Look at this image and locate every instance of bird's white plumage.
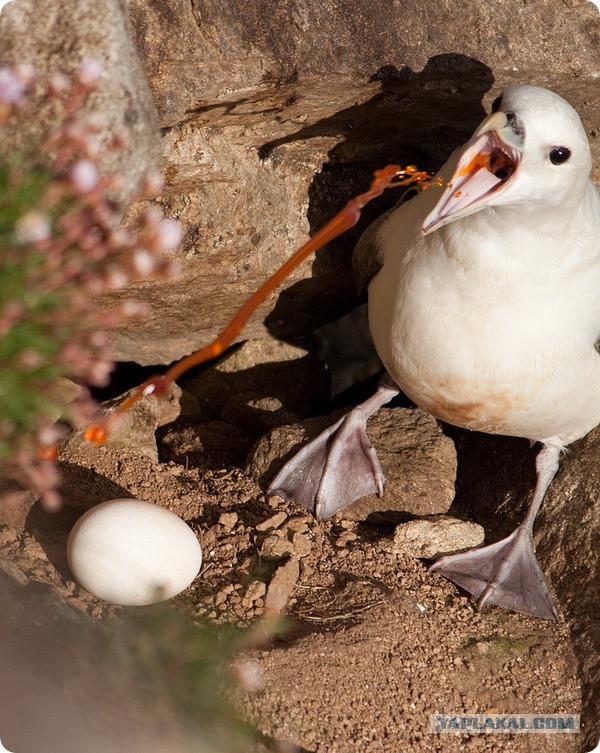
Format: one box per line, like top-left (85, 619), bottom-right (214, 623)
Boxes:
top-left (368, 84), bottom-right (600, 447)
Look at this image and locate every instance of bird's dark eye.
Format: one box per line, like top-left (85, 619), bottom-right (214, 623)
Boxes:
top-left (491, 96), bottom-right (502, 113)
top-left (549, 147), bottom-right (571, 165)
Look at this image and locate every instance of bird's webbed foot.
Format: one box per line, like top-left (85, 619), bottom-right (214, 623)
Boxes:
top-left (268, 408), bottom-right (385, 521)
top-left (431, 528), bottom-right (559, 621)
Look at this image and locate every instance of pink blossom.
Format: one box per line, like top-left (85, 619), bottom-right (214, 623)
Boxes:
top-left (0, 67), bottom-right (25, 103)
top-left (49, 73), bottom-right (70, 96)
top-left (141, 171), bottom-right (165, 197)
top-left (120, 300), bottom-right (150, 318)
top-left (142, 205), bottom-right (163, 226)
top-left (87, 330), bottom-right (111, 349)
top-left (76, 60), bottom-right (104, 88)
top-left (38, 425), bottom-right (66, 446)
top-left (0, 66), bottom-right (180, 506)
top-left (41, 490), bottom-right (61, 512)
top-left (105, 265), bottom-right (129, 290)
top-left (69, 159), bottom-right (99, 193)
top-left (14, 63), bottom-right (36, 87)
top-left (86, 359), bottom-right (114, 386)
top-left (19, 349), bottom-right (44, 369)
top-left (233, 660), bottom-right (264, 691)
top-left (132, 248), bottom-right (156, 276)
top-left (15, 211), bottom-right (51, 243)
top-left (108, 228), bottom-right (131, 249)
top-left (154, 218), bottom-right (184, 252)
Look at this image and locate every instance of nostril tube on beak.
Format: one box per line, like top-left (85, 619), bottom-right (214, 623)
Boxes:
top-left (475, 111), bottom-right (509, 137)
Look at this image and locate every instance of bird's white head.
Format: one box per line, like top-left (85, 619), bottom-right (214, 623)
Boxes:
top-left (422, 84), bottom-right (593, 235)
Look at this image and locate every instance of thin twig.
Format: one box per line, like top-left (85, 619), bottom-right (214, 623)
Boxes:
top-left (296, 599), bottom-right (386, 622)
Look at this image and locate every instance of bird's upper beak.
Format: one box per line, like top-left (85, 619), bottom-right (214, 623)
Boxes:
top-left (422, 111), bottom-right (524, 235)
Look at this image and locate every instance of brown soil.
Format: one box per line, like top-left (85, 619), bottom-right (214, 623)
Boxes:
top-left (0, 417), bottom-right (588, 753)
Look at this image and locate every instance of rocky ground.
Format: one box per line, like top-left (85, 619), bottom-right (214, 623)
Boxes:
top-left (1, 1), bottom-right (599, 751)
top-left (0, 337), bottom-right (596, 753)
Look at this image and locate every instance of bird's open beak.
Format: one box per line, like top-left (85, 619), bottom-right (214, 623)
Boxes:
top-left (422, 111), bottom-right (524, 235)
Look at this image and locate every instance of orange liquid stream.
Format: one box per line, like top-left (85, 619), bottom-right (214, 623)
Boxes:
top-left (85, 164), bottom-right (431, 444)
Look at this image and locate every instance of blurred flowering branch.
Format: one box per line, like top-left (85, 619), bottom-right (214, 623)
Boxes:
top-left (0, 61), bottom-right (182, 509)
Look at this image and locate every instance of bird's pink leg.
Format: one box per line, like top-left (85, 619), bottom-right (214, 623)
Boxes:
top-left (431, 443), bottom-right (560, 621)
top-left (268, 374), bottom-right (399, 520)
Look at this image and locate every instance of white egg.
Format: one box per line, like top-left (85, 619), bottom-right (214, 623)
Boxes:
top-left (67, 498), bottom-right (202, 606)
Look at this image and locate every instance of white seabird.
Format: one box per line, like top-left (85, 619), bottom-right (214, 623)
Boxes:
top-left (269, 84), bottom-right (600, 621)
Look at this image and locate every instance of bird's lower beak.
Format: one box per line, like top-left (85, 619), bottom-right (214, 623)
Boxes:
top-left (422, 112), bottom-right (523, 235)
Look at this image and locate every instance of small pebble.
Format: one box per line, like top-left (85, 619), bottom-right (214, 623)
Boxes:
top-left (244, 580), bottom-right (267, 605)
top-left (265, 556), bottom-right (300, 612)
top-left (219, 512), bottom-right (239, 532)
top-left (286, 517), bottom-right (309, 533)
top-left (392, 516), bottom-right (485, 559)
top-left (256, 511), bottom-right (288, 531)
top-left (335, 531), bottom-right (357, 548)
top-left (292, 532), bottom-right (312, 558)
top-left (261, 534), bottom-right (295, 559)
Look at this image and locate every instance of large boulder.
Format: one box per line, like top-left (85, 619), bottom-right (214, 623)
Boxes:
top-left (4, 1), bottom-right (597, 364)
top-left (247, 406), bottom-right (457, 521)
top-left (538, 427), bottom-right (600, 751)
top-left (101, 0), bottom-right (600, 364)
top-left (0, 0), bottom-right (161, 203)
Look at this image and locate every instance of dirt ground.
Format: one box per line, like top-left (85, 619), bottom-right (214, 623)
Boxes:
top-left (0, 347), bottom-right (594, 753)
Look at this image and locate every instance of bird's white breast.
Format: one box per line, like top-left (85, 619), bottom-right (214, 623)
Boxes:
top-left (368, 191), bottom-right (600, 446)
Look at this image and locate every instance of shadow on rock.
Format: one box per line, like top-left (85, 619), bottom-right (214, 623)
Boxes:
top-left (442, 426), bottom-right (536, 539)
top-left (263, 53), bottom-right (494, 339)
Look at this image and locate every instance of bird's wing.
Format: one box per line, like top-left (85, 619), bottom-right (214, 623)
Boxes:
top-left (352, 189), bottom-right (417, 294)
